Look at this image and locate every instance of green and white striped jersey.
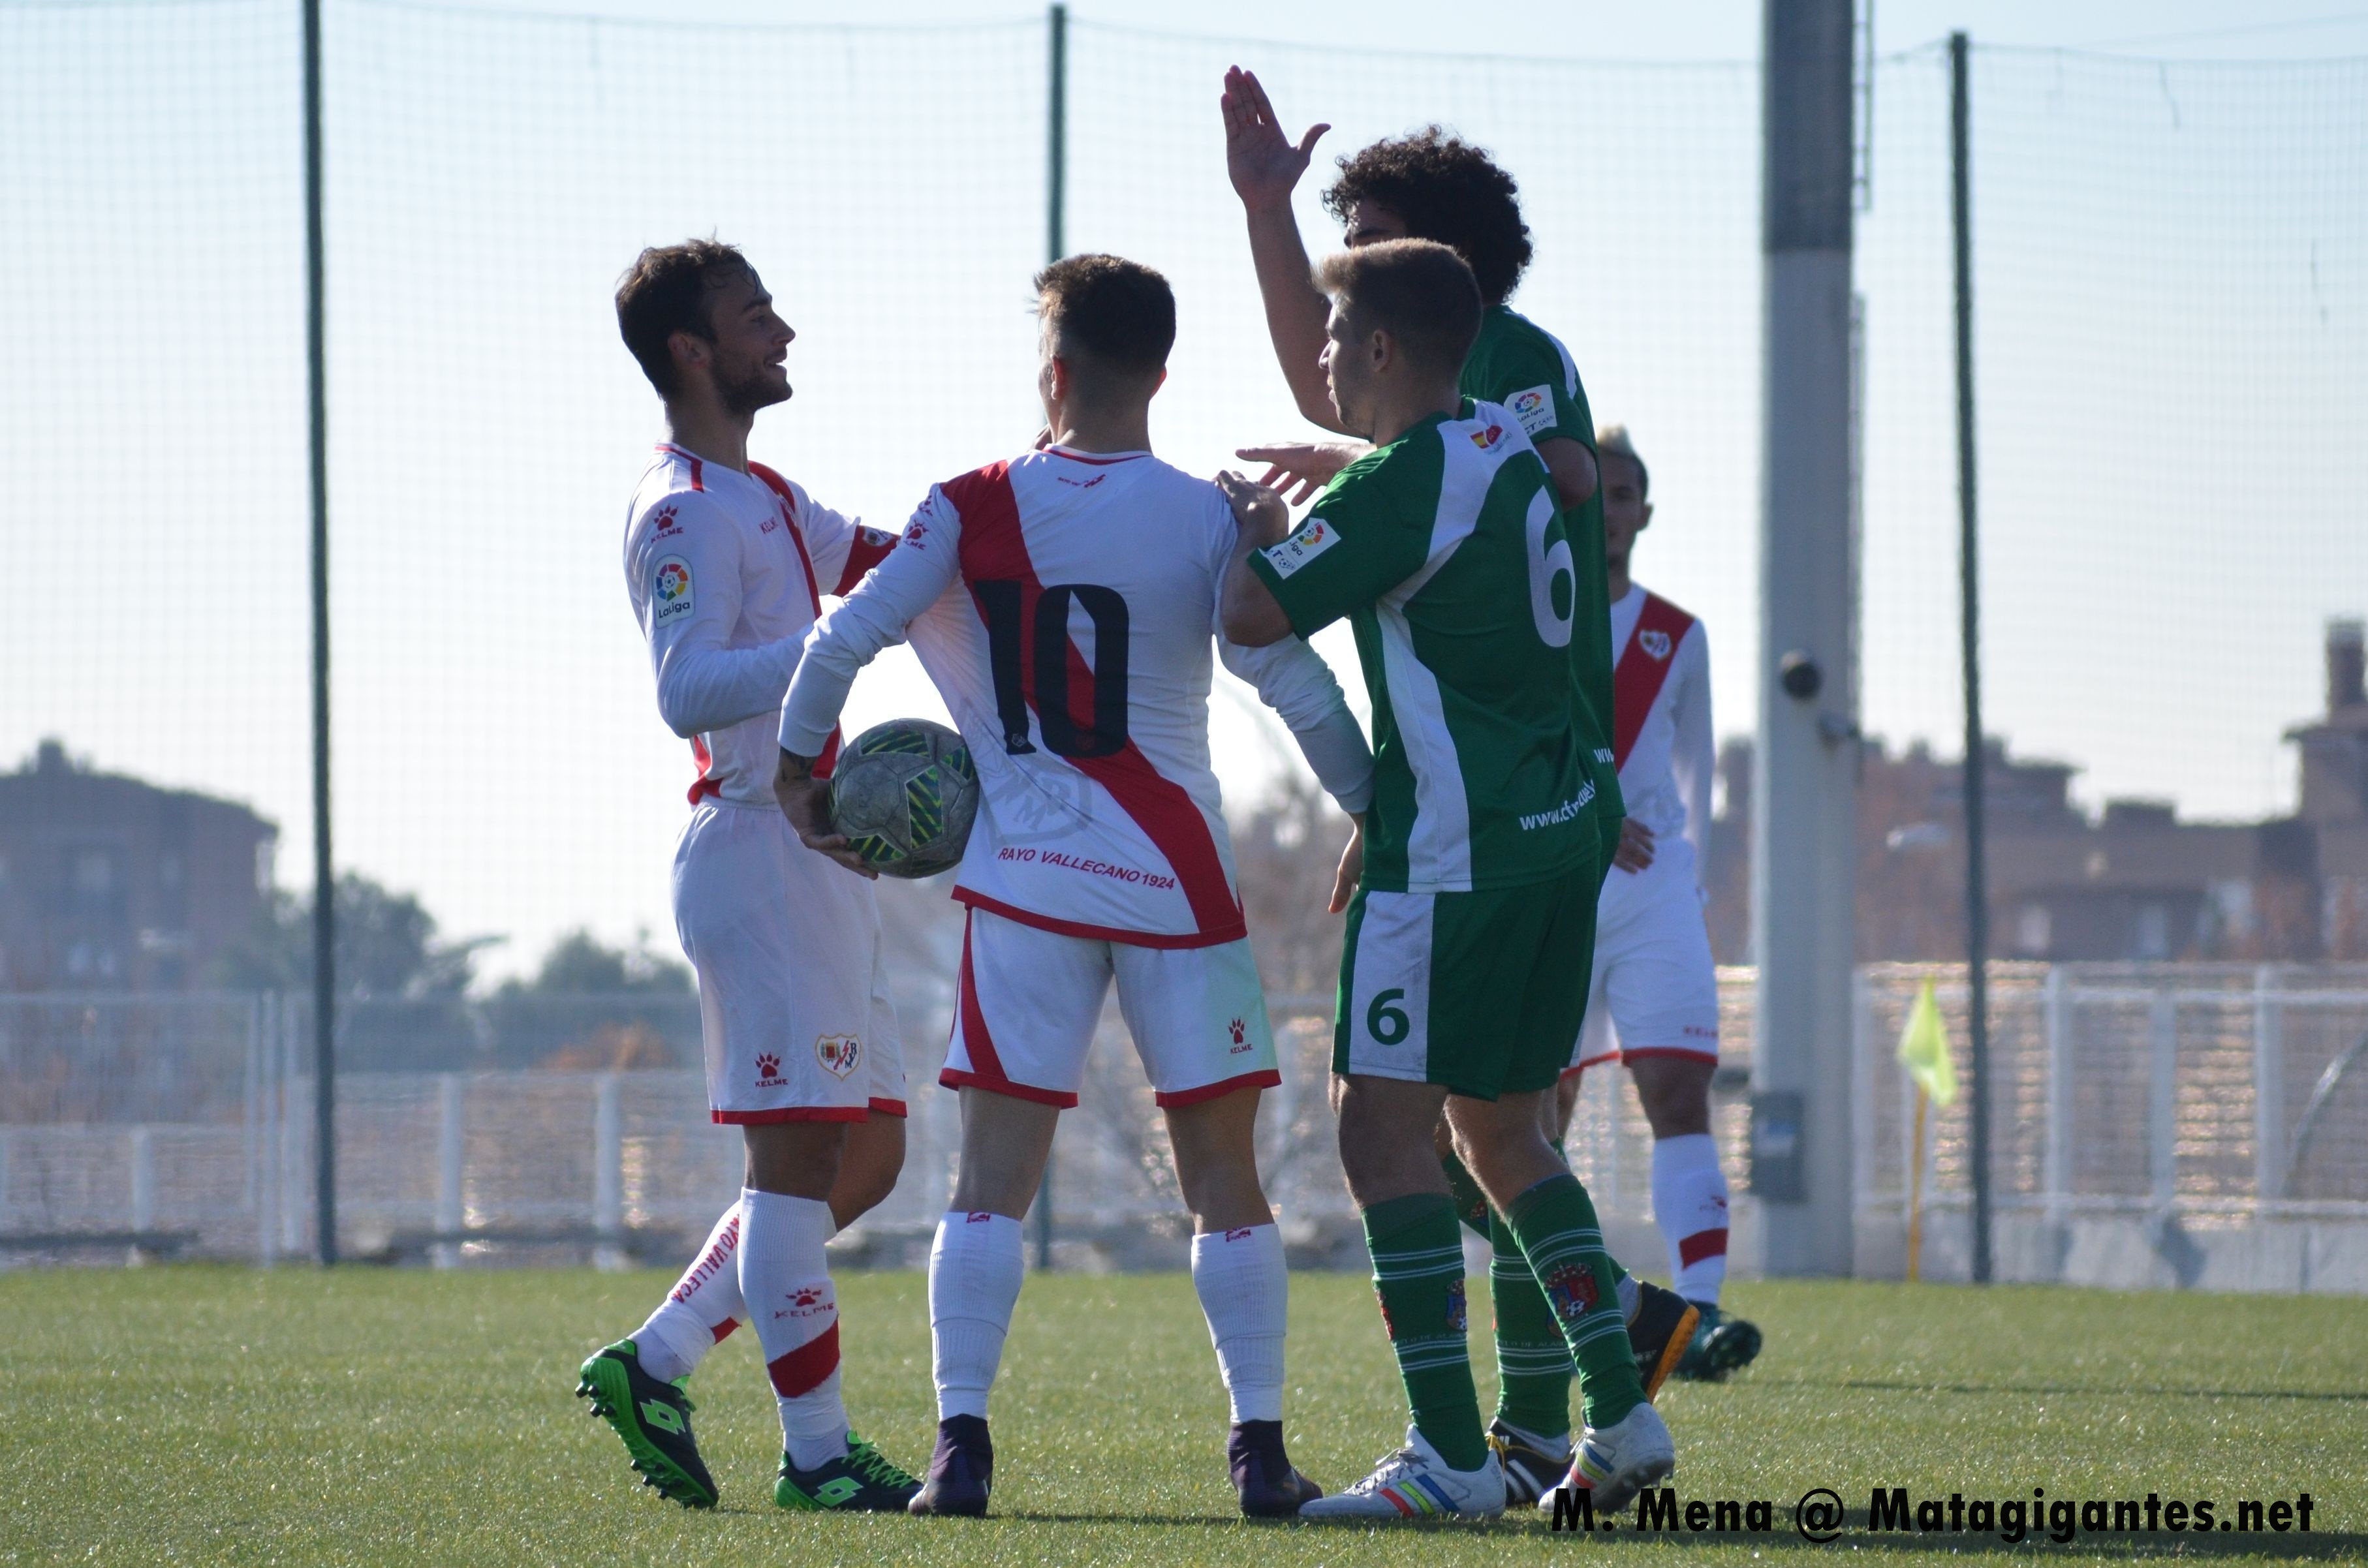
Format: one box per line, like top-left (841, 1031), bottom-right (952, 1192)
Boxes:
top-left (1247, 401), bottom-right (1601, 894)
top-left (1463, 305), bottom-right (1624, 838)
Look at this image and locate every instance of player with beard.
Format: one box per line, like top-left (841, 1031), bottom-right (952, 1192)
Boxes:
top-left (1220, 70), bottom-right (1698, 1507)
top-left (576, 239), bottom-right (920, 1514)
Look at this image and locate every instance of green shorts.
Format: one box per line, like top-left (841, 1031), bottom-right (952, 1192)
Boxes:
top-left (1332, 858), bottom-right (1599, 1099)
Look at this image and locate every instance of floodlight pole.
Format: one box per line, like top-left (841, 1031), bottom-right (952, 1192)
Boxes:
top-left (302, 0), bottom-right (337, 1267)
top-left (1952, 31), bottom-right (1995, 1285)
top-left (1751, 0), bottom-right (1858, 1277)
top-left (1030, 0), bottom-right (1067, 1276)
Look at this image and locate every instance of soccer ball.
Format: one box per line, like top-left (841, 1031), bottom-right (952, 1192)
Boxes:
top-left (828, 718), bottom-right (978, 878)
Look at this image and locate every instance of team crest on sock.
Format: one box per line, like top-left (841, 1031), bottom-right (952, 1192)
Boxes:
top-left (1542, 1263), bottom-right (1600, 1324)
top-left (1444, 1278), bottom-right (1469, 1334)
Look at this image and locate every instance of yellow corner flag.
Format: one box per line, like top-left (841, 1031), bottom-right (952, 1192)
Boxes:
top-left (1897, 977), bottom-right (1959, 1107)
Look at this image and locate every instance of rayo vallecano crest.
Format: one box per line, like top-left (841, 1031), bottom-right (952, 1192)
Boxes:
top-left (815, 1034), bottom-right (862, 1079)
top-left (1639, 629), bottom-right (1673, 660)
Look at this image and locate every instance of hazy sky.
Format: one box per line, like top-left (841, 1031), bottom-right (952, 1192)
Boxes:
top-left (5, 0), bottom-right (2362, 979)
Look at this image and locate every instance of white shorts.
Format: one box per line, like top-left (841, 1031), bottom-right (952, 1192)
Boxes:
top-left (1568, 834), bottom-right (1721, 1075)
top-left (943, 905), bottom-right (1278, 1109)
top-left (672, 801), bottom-right (907, 1124)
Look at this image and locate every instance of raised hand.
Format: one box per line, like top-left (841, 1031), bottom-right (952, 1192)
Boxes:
top-left (1223, 66), bottom-right (1329, 213)
top-left (1236, 440), bottom-right (1366, 505)
top-left (1214, 468), bottom-right (1292, 548)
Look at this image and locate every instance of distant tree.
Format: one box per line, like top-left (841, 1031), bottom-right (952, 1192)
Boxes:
top-left (498, 929), bottom-right (692, 997)
top-left (209, 872), bottom-right (487, 997)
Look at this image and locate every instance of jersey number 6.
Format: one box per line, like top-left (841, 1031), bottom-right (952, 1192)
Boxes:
top-left (976, 580), bottom-right (1131, 759)
top-left (1524, 487), bottom-right (1574, 649)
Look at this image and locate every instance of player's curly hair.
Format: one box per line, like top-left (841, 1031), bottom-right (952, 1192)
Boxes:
top-left (1322, 128), bottom-right (1533, 307)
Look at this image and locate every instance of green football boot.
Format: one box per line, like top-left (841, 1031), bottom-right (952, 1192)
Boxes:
top-left (1672, 1304), bottom-right (1764, 1381)
top-left (574, 1340), bottom-right (719, 1508)
top-left (775, 1432), bottom-right (924, 1513)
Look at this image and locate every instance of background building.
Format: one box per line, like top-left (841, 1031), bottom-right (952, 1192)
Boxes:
top-left (1707, 619), bottom-right (2368, 964)
top-left (0, 740), bottom-right (277, 991)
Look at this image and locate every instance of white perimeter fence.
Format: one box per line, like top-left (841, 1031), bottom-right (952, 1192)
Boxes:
top-left (4, 964), bottom-right (2365, 1289)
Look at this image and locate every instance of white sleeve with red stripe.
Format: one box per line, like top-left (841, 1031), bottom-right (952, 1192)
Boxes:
top-left (625, 491), bottom-right (800, 739)
top-left (778, 486), bottom-right (964, 758)
top-left (1670, 621), bottom-right (1713, 871)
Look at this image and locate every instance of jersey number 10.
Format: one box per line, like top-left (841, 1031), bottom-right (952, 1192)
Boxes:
top-left (974, 580), bottom-right (1131, 759)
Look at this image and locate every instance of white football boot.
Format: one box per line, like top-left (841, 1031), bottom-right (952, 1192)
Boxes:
top-left (1539, 1400), bottom-right (1675, 1516)
top-left (1299, 1424), bottom-right (1506, 1520)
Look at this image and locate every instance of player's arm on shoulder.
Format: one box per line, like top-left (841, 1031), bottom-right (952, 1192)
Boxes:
top-left (627, 493), bottom-right (792, 739)
top-left (1209, 495), bottom-right (1375, 812)
top-left (1219, 453), bottom-right (1420, 647)
top-left (1215, 470), bottom-right (1298, 646)
top-left (777, 485), bottom-right (964, 760)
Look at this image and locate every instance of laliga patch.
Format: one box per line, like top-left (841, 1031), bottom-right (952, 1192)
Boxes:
top-left (1260, 515), bottom-right (1339, 579)
top-left (651, 556), bottom-right (694, 624)
top-left (815, 1034), bottom-right (861, 1079)
top-left (1507, 384), bottom-right (1556, 435)
top-left (1640, 628), bottom-right (1673, 660)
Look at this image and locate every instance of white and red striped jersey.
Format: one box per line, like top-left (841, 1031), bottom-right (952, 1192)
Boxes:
top-left (623, 443), bottom-right (896, 807)
top-left (1609, 583), bottom-right (1713, 867)
top-left (780, 444), bottom-right (1376, 947)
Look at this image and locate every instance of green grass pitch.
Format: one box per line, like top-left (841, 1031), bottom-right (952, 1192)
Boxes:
top-left (5, 1267), bottom-right (2363, 1565)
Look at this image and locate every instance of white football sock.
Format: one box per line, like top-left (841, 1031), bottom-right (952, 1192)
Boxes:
top-left (928, 1210), bottom-right (1025, 1421)
top-left (738, 1187), bottom-right (847, 1471)
top-left (1650, 1133), bottom-right (1732, 1306)
top-left (1189, 1223), bottom-right (1287, 1424)
top-left (632, 1201), bottom-right (745, 1383)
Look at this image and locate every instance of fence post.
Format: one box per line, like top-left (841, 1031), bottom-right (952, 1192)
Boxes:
top-left (594, 1073), bottom-right (625, 1270)
top-left (243, 995), bottom-right (261, 1220)
top-left (435, 1073), bottom-right (465, 1268)
top-left (2042, 965), bottom-right (2071, 1236)
top-left (257, 996), bottom-right (279, 1267)
top-left (2252, 965), bottom-right (2284, 1205)
top-left (2148, 987), bottom-right (2178, 1213)
top-left (130, 1126), bottom-right (155, 1237)
top-left (1848, 966), bottom-right (1874, 1262)
top-left (282, 994), bottom-right (305, 1256)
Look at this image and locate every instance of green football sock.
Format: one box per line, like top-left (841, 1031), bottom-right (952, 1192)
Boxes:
top-left (1362, 1192), bottom-right (1488, 1472)
top-left (1548, 1139), bottom-right (1628, 1289)
top-left (1506, 1173), bottom-right (1647, 1430)
top-left (1488, 1207), bottom-right (1575, 1437)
